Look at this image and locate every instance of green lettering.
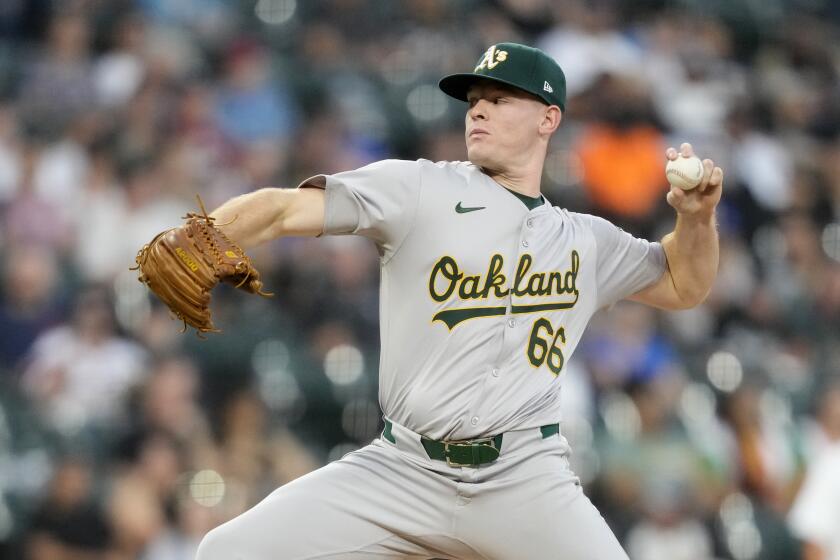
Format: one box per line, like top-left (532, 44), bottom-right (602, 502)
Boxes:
top-left (433, 307), bottom-right (507, 329)
top-left (484, 254), bottom-right (509, 298)
top-left (564, 250), bottom-right (579, 297)
top-left (459, 275), bottom-right (482, 299)
top-left (526, 317), bottom-right (567, 375)
top-left (512, 254), bottom-right (532, 296)
top-left (547, 271), bottom-right (563, 294)
top-left (429, 257), bottom-right (462, 302)
top-left (527, 272), bottom-right (548, 296)
top-left (527, 318), bottom-right (553, 367)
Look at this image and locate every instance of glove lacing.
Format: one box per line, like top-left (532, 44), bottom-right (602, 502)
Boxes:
top-left (189, 195), bottom-right (272, 296)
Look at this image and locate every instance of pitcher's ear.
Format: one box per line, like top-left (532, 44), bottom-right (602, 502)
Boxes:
top-left (540, 105), bottom-right (562, 135)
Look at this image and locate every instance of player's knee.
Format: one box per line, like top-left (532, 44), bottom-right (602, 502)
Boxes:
top-left (195, 523), bottom-right (239, 560)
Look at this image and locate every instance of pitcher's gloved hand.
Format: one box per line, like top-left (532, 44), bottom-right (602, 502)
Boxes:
top-left (132, 197), bottom-right (272, 335)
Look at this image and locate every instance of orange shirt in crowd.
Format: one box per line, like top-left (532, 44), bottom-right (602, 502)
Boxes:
top-left (576, 124), bottom-right (668, 218)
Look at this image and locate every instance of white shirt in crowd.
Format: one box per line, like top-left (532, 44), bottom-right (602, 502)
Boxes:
top-left (789, 443), bottom-right (840, 560)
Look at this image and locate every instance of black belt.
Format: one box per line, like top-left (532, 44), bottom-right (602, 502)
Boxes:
top-left (383, 419), bottom-right (559, 467)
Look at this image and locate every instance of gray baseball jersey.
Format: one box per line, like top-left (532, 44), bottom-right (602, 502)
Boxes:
top-left (303, 158), bottom-right (665, 440)
top-left (196, 158), bottom-right (664, 560)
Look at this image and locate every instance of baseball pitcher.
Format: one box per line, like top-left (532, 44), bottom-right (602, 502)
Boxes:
top-left (135, 42), bottom-right (723, 559)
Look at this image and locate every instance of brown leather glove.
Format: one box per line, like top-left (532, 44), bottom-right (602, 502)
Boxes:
top-left (132, 200), bottom-right (271, 334)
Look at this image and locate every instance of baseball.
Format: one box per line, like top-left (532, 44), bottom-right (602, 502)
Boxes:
top-left (665, 155), bottom-right (704, 190)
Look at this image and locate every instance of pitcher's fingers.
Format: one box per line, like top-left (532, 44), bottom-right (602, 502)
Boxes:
top-left (698, 159), bottom-right (715, 192)
top-left (666, 147), bottom-right (678, 160)
top-left (708, 166), bottom-right (724, 188)
top-left (667, 186), bottom-right (685, 207)
top-left (680, 143), bottom-right (693, 157)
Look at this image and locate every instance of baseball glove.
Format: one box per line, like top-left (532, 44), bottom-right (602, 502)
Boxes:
top-left (131, 197), bottom-right (272, 335)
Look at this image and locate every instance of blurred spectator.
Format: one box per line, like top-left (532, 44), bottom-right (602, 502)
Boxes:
top-left (172, 83), bottom-right (239, 208)
top-left (720, 384), bottom-right (800, 511)
top-left (789, 384), bottom-right (840, 560)
top-left (214, 39), bottom-right (298, 149)
top-left (24, 457), bottom-right (112, 560)
top-left (538, 0), bottom-right (642, 97)
top-left (134, 356), bottom-right (208, 442)
top-left (107, 429), bottom-right (208, 559)
top-left (823, 139), bottom-right (840, 221)
top-left (597, 377), bottom-right (720, 541)
top-left (71, 142), bottom-right (131, 282)
top-left (94, 13), bottom-right (147, 110)
top-left (625, 478), bottom-right (714, 560)
top-left (644, 15), bottom-right (746, 138)
top-left (21, 286), bottom-right (148, 435)
top-left (136, 0), bottom-right (237, 42)
top-left (0, 243), bottom-right (63, 369)
top-left (18, 10), bottom-right (97, 135)
top-left (580, 304), bottom-right (681, 388)
top-left (764, 212), bottom-right (840, 336)
top-left (3, 141), bottom-right (75, 252)
top-left (575, 74), bottom-right (667, 226)
top-left (141, 496), bottom-right (217, 560)
top-left (803, 382), bottom-right (840, 460)
top-left (215, 390), bottom-right (319, 504)
top-left (727, 105), bottom-right (795, 213)
top-left (0, 104), bottom-right (23, 202)
top-left (107, 456), bottom-right (167, 559)
top-left (121, 156), bottom-right (192, 271)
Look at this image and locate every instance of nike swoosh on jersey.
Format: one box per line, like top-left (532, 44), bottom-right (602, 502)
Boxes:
top-left (455, 202), bottom-right (486, 214)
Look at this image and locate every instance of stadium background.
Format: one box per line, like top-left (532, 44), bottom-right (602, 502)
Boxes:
top-left (0, 0), bottom-right (839, 558)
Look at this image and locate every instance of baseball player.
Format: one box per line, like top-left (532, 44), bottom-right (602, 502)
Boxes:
top-left (189, 43), bottom-right (723, 559)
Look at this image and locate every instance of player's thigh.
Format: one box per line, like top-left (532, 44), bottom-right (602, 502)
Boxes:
top-left (524, 481), bottom-right (629, 560)
top-left (195, 441), bottom-right (453, 560)
top-left (466, 448), bottom-right (628, 560)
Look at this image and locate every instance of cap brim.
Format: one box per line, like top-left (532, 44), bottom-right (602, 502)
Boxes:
top-left (438, 73), bottom-right (527, 102)
top-left (438, 73), bottom-right (552, 106)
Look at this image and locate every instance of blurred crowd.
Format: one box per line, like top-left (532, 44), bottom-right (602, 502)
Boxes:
top-left (0, 0), bottom-right (839, 559)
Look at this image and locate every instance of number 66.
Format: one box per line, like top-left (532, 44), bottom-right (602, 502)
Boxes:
top-left (526, 318), bottom-right (566, 375)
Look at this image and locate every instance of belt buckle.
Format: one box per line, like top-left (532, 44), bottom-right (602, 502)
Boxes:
top-left (444, 436), bottom-right (497, 468)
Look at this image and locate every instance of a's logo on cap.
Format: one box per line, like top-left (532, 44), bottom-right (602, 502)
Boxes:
top-left (543, 81), bottom-right (553, 93)
top-left (475, 45), bottom-right (508, 72)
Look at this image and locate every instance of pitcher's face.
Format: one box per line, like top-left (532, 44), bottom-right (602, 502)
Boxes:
top-left (465, 82), bottom-right (550, 172)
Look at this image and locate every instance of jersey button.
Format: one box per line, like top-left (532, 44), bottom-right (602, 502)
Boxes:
top-left (470, 416), bottom-right (479, 426)
top-left (521, 240), bottom-right (529, 248)
top-left (526, 218), bottom-right (534, 228)
top-left (507, 318), bottom-right (516, 328)
top-left (491, 368), bottom-right (499, 377)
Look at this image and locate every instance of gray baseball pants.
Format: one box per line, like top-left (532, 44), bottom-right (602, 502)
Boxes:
top-left (195, 420), bottom-right (629, 559)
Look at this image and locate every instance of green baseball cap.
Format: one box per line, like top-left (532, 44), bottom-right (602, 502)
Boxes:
top-left (439, 43), bottom-right (566, 111)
